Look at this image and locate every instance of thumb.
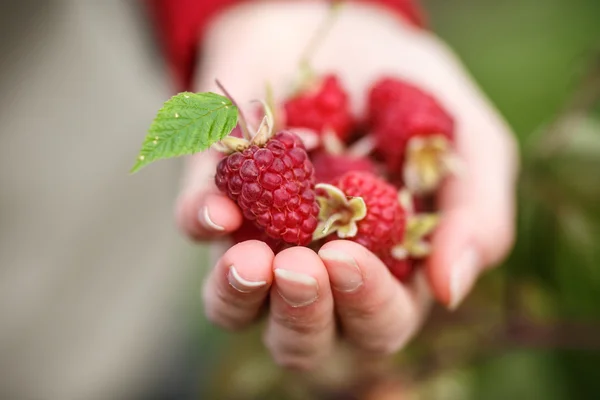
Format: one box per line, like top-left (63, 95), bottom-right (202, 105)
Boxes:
top-left (426, 112), bottom-right (518, 309)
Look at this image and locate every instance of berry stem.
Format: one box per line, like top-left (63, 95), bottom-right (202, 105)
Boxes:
top-left (347, 135), bottom-right (376, 157)
top-left (249, 99), bottom-right (275, 145)
top-left (297, 2), bottom-right (344, 83)
top-left (322, 131), bottom-right (345, 155)
top-left (264, 82), bottom-right (280, 130)
top-left (215, 79), bottom-right (252, 141)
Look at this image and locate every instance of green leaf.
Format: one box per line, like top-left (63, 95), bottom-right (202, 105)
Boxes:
top-left (131, 92), bottom-right (238, 173)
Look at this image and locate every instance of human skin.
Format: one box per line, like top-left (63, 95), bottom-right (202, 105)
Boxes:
top-left (175, 2), bottom-right (518, 370)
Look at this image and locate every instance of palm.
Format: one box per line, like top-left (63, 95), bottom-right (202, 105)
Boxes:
top-left (175, 2), bottom-right (517, 369)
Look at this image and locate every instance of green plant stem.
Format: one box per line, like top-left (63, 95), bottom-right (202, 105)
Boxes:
top-left (533, 53), bottom-right (600, 159)
top-left (296, 1), bottom-right (344, 81)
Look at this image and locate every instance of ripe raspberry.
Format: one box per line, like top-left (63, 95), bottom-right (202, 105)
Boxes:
top-left (315, 173), bottom-right (437, 282)
top-left (366, 78), bottom-right (456, 194)
top-left (215, 131), bottom-right (319, 246)
top-left (284, 74), bottom-right (353, 141)
top-left (368, 78), bottom-right (454, 171)
top-left (312, 152), bottom-right (378, 184)
top-left (231, 219), bottom-right (287, 253)
top-left (379, 253), bottom-right (416, 282)
top-left (329, 171), bottom-right (406, 254)
top-left (368, 77), bottom-right (428, 124)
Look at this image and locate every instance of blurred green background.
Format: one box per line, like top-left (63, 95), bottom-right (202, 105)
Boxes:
top-left (187, 1), bottom-right (600, 399)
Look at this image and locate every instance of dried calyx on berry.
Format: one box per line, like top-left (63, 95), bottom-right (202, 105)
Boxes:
top-left (313, 183), bottom-right (367, 240)
top-left (390, 189), bottom-right (440, 260)
top-left (403, 134), bottom-right (458, 195)
top-left (211, 98), bottom-right (276, 153)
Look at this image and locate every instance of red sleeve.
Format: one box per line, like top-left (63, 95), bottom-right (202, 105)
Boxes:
top-left (146, 0), bottom-right (425, 92)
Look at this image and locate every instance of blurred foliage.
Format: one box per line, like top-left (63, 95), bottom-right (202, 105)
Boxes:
top-left (185, 1), bottom-right (600, 399)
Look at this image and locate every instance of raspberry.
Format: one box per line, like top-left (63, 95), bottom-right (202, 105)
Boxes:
top-left (231, 219), bottom-right (287, 253)
top-left (284, 74), bottom-right (353, 141)
top-left (315, 172), bottom-right (436, 282)
top-left (315, 172), bottom-right (417, 280)
top-left (329, 171), bottom-right (406, 254)
top-left (367, 77), bottom-right (455, 193)
top-left (368, 77), bottom-right (428, 124)
top-left (215, 131), bottom-right (319, 246)
top-left (369, 78), bottom-right (454, 169)
top-left (373, 106), bottom-right (454, 172)
top-left (379, 253), bottom-right (415, 282)
top-left (312, 152), bottom-right (378, 183)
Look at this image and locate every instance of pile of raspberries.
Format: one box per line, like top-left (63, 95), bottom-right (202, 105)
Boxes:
top-left (215, 74), bottom-right (455, 282)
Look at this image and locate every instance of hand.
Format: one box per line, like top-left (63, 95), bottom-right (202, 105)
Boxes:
top-left (175, 2), bottom-right (517, 369)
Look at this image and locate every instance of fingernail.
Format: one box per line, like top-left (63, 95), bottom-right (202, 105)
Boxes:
top-left (318, 249), bottom-right (363, 293)
top-left (199, 205), bottom-right (224, 231)
top-left (228, 266), bottom-right (267, 293)
top-left (274, 269), bottom-right (318, 307)
top-left (449, 248), bottom-right (480, 310)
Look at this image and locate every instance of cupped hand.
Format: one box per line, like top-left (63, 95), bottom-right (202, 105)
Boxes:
top-left (175, 2), bottom-right (518, 369)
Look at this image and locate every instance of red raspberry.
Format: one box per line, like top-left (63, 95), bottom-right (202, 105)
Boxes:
top-left (215, 131), bottom-right (319, 246)
top-left (379, 253), bottom-right (416, 282)
top-left (368, 77), bottom-right (454, 172)
top-left (284, 74), bottom-right (353, 141)
top-left (312, 152), bottom-right (378, 183)
top-left (331, 171), bottom-right (406, 254)
top-left (231, 219), bottom-right (287, 253)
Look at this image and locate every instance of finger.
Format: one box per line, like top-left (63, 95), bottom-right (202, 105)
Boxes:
top-left (264, 247), bottom-right (335, 370)
top-left (175, 152), bottom-right (243, 240)
top-left (202, 240), bottom-right (273, 330)
top-left (427, 90), bottom-right (518, 310)
top-left (318, 241), bottom-right (432, 355)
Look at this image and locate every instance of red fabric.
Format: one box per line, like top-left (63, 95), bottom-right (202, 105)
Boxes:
top-left (146, 0), bottom-right (425, 92)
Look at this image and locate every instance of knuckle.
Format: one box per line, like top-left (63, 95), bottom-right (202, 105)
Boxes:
top-left (340, 296), bottom-right (388, 321)
top-left (351, 334), bottom-right (405, 356)
top-left (204, 304), bottom-right (251, 331)
top-left (204, 305), bottom-right (235, 330)
top-left (214, 284), bottom-right (243, 308)
top-left (343, 304), bottom-right (418, 356)
top-left (271, 310), bottom-right (332, 336)
top-left (202, 285), bottom-right (255, 331)
top-left (214, 283), bottom-right (263, 310)
top-left (269, 351), bottom-right (318, 372)
top-left (276, 357), bottom-right (314, 371)
top-left (262, 322), bottom-right (332, 371)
